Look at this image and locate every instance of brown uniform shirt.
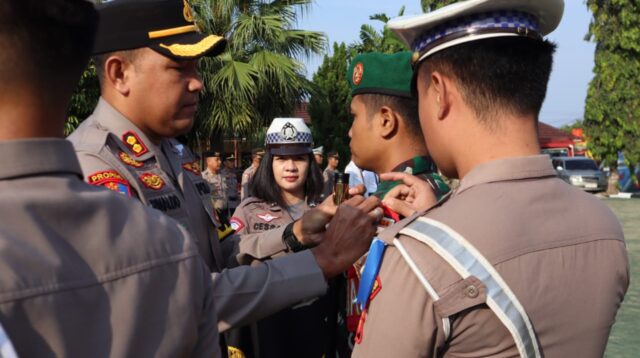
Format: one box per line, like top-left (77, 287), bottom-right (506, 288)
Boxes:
top-left (0, 139), bottom-right (219, 357)
top-left (202, 168), bottom-right (228, 211)
top-left (353, 155), bottom-right (629, 357)
top-left (241, 165), bottom-right (257, 202)
top-left (68, 99), bottom-right (328, 332)
top-left (230, 197), bottom-right (310, 236)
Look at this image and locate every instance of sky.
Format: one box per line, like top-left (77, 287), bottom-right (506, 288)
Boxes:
top-left (297, 1), bottom-right (594, 128)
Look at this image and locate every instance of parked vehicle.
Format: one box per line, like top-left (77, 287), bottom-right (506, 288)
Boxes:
top-left (552, 157), bottom-right (607, 192)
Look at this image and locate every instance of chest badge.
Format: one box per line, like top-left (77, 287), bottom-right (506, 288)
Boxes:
top-left (118, 151), bottom-right (144, 168)
top-left (182, 161), bottom-right (201, 176)
top-left (257, 213), bottom-right (279, 223)
top-left (139, 173), bottom-right (165, 190)
top-left (122, 131), bottom-right (149, 157)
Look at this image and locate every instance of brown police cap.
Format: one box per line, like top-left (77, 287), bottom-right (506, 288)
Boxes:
top-left (94, 0), bottom-right (226, 60)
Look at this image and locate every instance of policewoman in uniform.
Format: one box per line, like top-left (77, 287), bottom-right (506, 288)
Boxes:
top-left (68, 0), bottom-right (381, 342)
top-left (352, 0), bottom-right (629, 357)
top-left (228, 118), bottom-right (327, 358)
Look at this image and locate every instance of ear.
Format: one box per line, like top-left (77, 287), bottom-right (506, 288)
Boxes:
top-left (377, 106), bottom-right (399, 138)
top-left (430, 71), bottom-right (450, 120)
top-left (103, 55), bottom-right (133, 96)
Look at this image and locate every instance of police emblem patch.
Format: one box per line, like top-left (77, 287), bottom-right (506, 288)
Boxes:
top-left (353, 62), bottom-right (364, 86)
top-left (229, 217), bottom-right (245, 232)
top-left (118, 151), bottom-right (144, 168)
top-left (257, 213), bottom-right (279, 222)
top-left (87, 170), bottom-right (132, 197)
top-left (139, 173), bottom-right (165, 190)
top-left (182, 161), bottom-right (201, 175)
top-left (121, 131), bottom-right (149, 157)
top-left (280, 122), bottom-right (298, 141)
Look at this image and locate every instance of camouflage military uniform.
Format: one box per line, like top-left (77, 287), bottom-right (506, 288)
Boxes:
top-left (373, 155), bottom-right (450, 201)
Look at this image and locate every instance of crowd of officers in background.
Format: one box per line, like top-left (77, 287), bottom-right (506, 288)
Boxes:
top-left (201, 146), bottom-right (344, 223)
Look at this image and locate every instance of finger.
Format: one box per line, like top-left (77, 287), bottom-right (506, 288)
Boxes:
top-left (343, 195), bottom-right (365, 207)
top-left (383, 184), bottom-right (412, 201)
top-left (368, 207), bottom-right (384, 222)
top-left (382, 197), bottom-right (416, 218)
top-left (300, 209), bottom-right (332, 233)
top-left (348, 184), bottom-right (366, 196)
top-left (356, 195), bottom-right (381, 213)
top-left (316, 194), bottom-right (338, 216)
top-left (378, 172), bottom-right (424, 187)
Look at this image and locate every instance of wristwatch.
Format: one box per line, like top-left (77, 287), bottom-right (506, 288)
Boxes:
top-left (282, 222), bottom-right (306, 252)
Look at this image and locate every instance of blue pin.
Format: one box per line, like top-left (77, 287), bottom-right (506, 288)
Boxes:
top-left (355, 238), bottom-right (387, 310)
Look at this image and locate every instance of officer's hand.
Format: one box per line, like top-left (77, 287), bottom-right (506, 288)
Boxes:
top-left (308, 195), bottom-right (381, 280)
top-left (379, 172), bottom-right (437, 217)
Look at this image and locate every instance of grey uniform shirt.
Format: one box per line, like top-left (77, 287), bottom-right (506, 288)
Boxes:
top-left (68, 98), bottom-right (328, 331)
top-left (353, 155), bottom-right (629, 357)
top-left (0, 139), bottom-right (219, 357)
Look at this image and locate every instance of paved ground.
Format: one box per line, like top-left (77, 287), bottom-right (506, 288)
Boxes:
top-left (604, 198), bottom-right (640, 357)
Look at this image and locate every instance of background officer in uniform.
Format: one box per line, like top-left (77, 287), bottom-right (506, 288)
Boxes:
top-left (229, 118), bottom-right (328, 358)
top-left (353, 0), bottom-right (629, 357)
top-left (241, 148), bottom-right (265, 201)
top-left (202, 151), bottom-right (229, 219)
top-left (68, 0), bottom-right (380, 339)
top-left (322, 151), bottom-right (340, 199)
top-left (0, 0), bottom-right (219, 355)
top-left (222, 153), bottom-right (241, 216)
top-left (313, 146), bottom-right (324, 166)
top-left (345, 51), bottom-right (449, 204)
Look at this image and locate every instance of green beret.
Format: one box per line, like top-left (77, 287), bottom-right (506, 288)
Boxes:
top-left (346, 51), bottom-right (414, 98)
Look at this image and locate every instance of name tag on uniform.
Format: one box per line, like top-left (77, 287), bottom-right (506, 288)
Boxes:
top-left (356, 238), bottom-right (386, 310)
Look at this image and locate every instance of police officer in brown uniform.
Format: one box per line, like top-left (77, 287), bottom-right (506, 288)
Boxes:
top-left (353, 0), bottom-right (630, 357)
top-left (202, 151), bottom-right (228, 212)
top-left (230, 118), bottom-right (328, 357)
top-left (0, 1), bottom-right (218, 355)
top-left (222, 153), bottom-right (241, 216)
top-left (241, 148), bottom-right (265, 201)
top-left (67, 0), bottom-right (380, 338)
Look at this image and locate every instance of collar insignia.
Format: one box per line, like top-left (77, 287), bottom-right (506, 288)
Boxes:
top-left (257, 213), bottom-right (279, 222)
top-left (139, 173), bottom-right (165, 190)
top-left (118, 151), bottom-right (144, 168)
top-left (122, 131), bottom-right (149, 157)
top-left (182, 161), bottom-right (201, 175)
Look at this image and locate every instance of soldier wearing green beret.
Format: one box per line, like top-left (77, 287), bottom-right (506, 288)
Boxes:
top-left (346, 51), bottom-right (450, 208)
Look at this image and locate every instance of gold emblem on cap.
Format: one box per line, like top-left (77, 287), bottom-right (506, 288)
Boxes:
top-left (353, 62), bottom-right (364, 86)
top-left (183, 0), bottom-right (194, 22)
top-left (280, 122), bottom-right (298, 141)
top-left (412, 52), bottom-right (420, 64)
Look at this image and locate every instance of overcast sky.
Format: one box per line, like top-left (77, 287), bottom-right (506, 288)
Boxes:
top-left (297, 1), bottom-right (594, 128)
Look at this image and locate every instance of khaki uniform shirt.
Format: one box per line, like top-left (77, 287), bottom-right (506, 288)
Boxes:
top-left (68, 99), bottom-right (328, 332)
top-left (241, 165), bottom-right (257, 201)
top-left (0, 139), bottom-right (219, 357)
top-left (230, 198), bottom-right (311, 236)
top-left (202, 168), bottom-right (228, 211)
top-left (322, 166), bottom-right (336, 199)
top-left (353, 155), bottom-right (629, 357)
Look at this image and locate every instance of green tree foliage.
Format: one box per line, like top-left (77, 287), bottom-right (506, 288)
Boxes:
top-left (584, 0), bottom-right (640, 169)
top-left (191, 0), bottom-right (326, 148)
top-left (66, 61), bottom-right (100, 136)
top-left (308, 43), bottom-right (352, 168)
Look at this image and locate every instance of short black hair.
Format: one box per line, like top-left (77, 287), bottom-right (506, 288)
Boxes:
top-left (359, 93), bottom-right (421, 141)
top-left (418, 37), bottom-right (556, 123)
top-left (0, 0), bottom-right (97, 95)
top-left (94, 49), bottom-right (141, 88)
top-left (250, 152), bottom-right (324, 208)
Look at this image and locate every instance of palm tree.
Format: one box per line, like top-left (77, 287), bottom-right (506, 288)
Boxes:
top-left (191, 0), bottom-right (327, 145)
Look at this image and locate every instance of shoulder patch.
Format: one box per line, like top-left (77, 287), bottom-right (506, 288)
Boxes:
top-left (139, 173), bottom-right (165, 190)
top-left (87, 170), bottom-right (132, 197)
top-left (257, 213), bottom-right (279, 222)
top-left (182, 160), bottom-right (201, 175)
top-left (118, 151), bottom-right (144, 168)
top-left (121, 131), bottom-right (149, 157)
top-left (229, 217), bottom-right (245, 232)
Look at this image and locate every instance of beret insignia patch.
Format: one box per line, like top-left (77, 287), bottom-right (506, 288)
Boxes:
top-left (139, 173), bottom-right (165, 190)
top-left (121, 131), bottom-right (149, 157)
top-left (182, 161), bottom-right (201, 175)
top-left (118, 151), bottom-right (144, 168)
top-left (87, 170), bottom-right (132, 197)
top-left (353, 62), bottom-right (364, 86)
